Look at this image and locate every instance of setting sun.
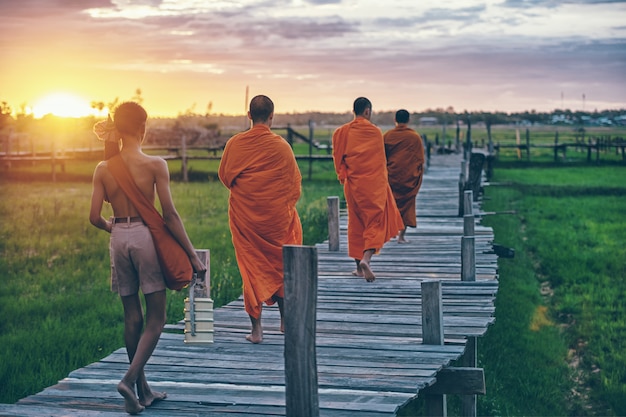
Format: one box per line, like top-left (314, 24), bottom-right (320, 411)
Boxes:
top-left (32, 92), bottom-right (100, 118)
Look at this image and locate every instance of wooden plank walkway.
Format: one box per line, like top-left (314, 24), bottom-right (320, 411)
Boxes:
top-left (0, 152), bottom-right (499, 416)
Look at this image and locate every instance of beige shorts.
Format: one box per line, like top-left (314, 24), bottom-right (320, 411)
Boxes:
top-left (110, 222), bottom-right (166, 296)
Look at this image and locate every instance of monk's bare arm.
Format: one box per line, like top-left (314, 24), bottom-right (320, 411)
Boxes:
top-left (153, 158), bottom-right (206, 273)
top-left (89, 163), bottom-right (112, 233)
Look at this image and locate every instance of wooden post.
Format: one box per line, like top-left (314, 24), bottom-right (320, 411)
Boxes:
top-left (458, 173), bottom-right (465, 217)
top-left (181, 134), bottom-right (188, 182)
top-left (461, 190), bottom-right (476, 281)
top-left (308, 120), bottom-right (314, 181)
top-left (193, 249), bottom-right (211, 299)
top-left (462, 191), bottom-right (478, 417)
top-left (327, 196), bottom-right (340, 251)
top-left (422, 280), bottom-right (446, 416)
top-left (462, 236), bottom-right (476, 282)
top-left (554, 131), bottom-right (559, 162)
top-left (51, 141), bottom-right (56, 183)
top-left (463, 191), bottom-right (474, 238)
top-left (284, 245), bottom-right (319, 417)
top-left (525, 128), bottom-right (530, 161)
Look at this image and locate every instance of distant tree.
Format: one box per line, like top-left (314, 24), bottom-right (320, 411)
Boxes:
top-left (91, 101), bottom-right (106, 116)
top-left (107, 98), bottom-right (119, 114)
top-left (132, 88), bottom-right (143, 104)
top-left (0, 101), bottom-right (12, 130)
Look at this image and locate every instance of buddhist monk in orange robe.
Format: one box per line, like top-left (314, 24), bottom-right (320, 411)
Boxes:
top-left (384, 109), bottom-right (425, 243)
top-left (218, 95), bottom-right (303, 343)
top-left (332, 97), bottom-right (404, 282)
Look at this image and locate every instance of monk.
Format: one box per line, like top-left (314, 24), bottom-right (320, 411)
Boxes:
top-left (383, 109), bottom-right (425, 243)
top-left (89, 102), bottom-right (206, 414)
top-left (332, 97), bottom-right (404, 282)
top-left (218, 95), bottom-right (303, 344)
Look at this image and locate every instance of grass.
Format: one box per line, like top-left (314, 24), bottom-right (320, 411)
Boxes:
top-left (477, 164), bottom-right (626, 416)
top-left (398, 162), bottom-right (625, 417)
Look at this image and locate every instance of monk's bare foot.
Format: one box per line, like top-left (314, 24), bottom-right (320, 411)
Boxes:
top-left (246, 325), bottom-right (263, 343)
top-left (138, 386), bottom-right (167, 407)
top-left (351, 267), bottom-right (364, 277)
top-left (398, 237), bottom-right (410, 244)
top-left (117, 381), bottom-right (144, 415)
top-left (359, 261), bottom-right (376, 282)
top-left (280, 318), bottom-right (285, 334)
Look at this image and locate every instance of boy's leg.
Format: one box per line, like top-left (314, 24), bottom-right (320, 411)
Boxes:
top-left (118, 290), bottom-right (167, 413)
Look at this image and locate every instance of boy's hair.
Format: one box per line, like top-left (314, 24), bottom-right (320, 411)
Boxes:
top-left (114, 102), bottom-right (147, 136)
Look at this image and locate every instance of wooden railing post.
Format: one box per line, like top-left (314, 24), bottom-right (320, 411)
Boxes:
top-left (458, 172), bottom-right (465, 217)
top-left (461, 192), bottom-right (478, 416)
top-left (422, 280), bottom-right (447, 416)
top-left (327, 196), bottom-right (340, 251)
top-left (181, 134), bottom-right (188, 182)
top-left (463, 191), bottom-right (474, 238)
top-left (284, 245), bottom-right (319, 417)
top-left (50, 140), bottom-right (56, 183)
top-left (184, 249), bottom-right (214, 344)
top-left (461, 187), bottom-right (476, 293)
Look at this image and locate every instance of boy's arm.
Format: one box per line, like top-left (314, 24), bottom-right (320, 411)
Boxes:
top-left (153, 158), bottom-right (206, 273)
top-left (89, 163), bottom-right (112, 233)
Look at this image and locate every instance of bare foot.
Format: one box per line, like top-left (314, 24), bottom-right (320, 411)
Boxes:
top-left (246, 333), bottom-right (263, 343)
top-left (359, 261), bottom-right (376, 282)
top-left (398, 238), bottom-right (410, 244)
top-left (280, 318), bottom-right (285, 334)
top-left (117, 381), bottom-right (144, 415)
top-left (351, 267), bottom-right (364, 277)
top-left (138, 386), bottom-right (167, 407)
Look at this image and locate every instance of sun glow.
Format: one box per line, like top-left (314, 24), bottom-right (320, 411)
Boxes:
top-left (32, 92), bottom-right (99, 118)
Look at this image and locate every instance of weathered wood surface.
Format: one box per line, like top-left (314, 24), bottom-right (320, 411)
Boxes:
top-left (0, 152), bottom-right (498, 416)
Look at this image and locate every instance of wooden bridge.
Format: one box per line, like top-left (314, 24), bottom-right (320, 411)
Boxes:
top-left (0, 152), bottom-right (499, 416)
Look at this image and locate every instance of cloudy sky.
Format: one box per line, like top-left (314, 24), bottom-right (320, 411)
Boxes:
top-left (1, 0), bottom-right (625, 117)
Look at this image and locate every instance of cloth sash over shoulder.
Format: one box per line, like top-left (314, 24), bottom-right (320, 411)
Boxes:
top-left (332, 118), bottom-right (404, 259)
top-left (218, 125), bottom-right (303, 319)
top-left (107, 155), bottom-right (193, 291)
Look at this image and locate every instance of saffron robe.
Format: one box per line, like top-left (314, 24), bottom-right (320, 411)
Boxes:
top-left (332, 117), bottom-right (404, 260)
top-left (383, 126), bottom-right (425, 228)
top-left (218, 125), bottom-right (303, 319)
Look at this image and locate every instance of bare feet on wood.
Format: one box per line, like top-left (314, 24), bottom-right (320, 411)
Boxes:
top-left (359, 260), bottom-right (376, 282)
top-left (246, 325), bottom-right (263, 344)
top-left (117, 381), bottom-right (144, 415)
top-left (351, 267), bottom-right (364, 277)
top-left (138, 386), bottom-right (167, 407)
top-left (398, 237), bottom-right (410, 244)
top-left (246, 333), bottom-right (263, 343)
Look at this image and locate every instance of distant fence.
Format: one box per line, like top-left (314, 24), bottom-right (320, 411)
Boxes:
top-left (491, 129), bottom-right (626, 163)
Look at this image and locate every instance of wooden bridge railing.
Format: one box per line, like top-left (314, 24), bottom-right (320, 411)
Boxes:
top-left (292, 188), bottom-right (486, 417)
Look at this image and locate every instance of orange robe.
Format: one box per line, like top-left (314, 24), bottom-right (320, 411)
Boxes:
top-left (332, 117), bottom-right (404, 260)
top-left (218, 125), bottom-right (303, 319)
top-left (383, 126), bottom-right (425, 228)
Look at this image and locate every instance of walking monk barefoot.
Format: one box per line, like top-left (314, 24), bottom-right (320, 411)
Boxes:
top-left (219, 95), bottom-right (302, 344)
top-left (384, 109), bottom-right (425, 245)
top-left (332, 97), bottom-right (403, 281)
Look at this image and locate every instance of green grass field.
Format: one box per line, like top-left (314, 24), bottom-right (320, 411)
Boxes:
top-left (477, 164), bottom-right (626, 416)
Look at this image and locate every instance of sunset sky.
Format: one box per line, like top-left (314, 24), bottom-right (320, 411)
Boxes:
top-left (2, 0), bottom-right (625, 118)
